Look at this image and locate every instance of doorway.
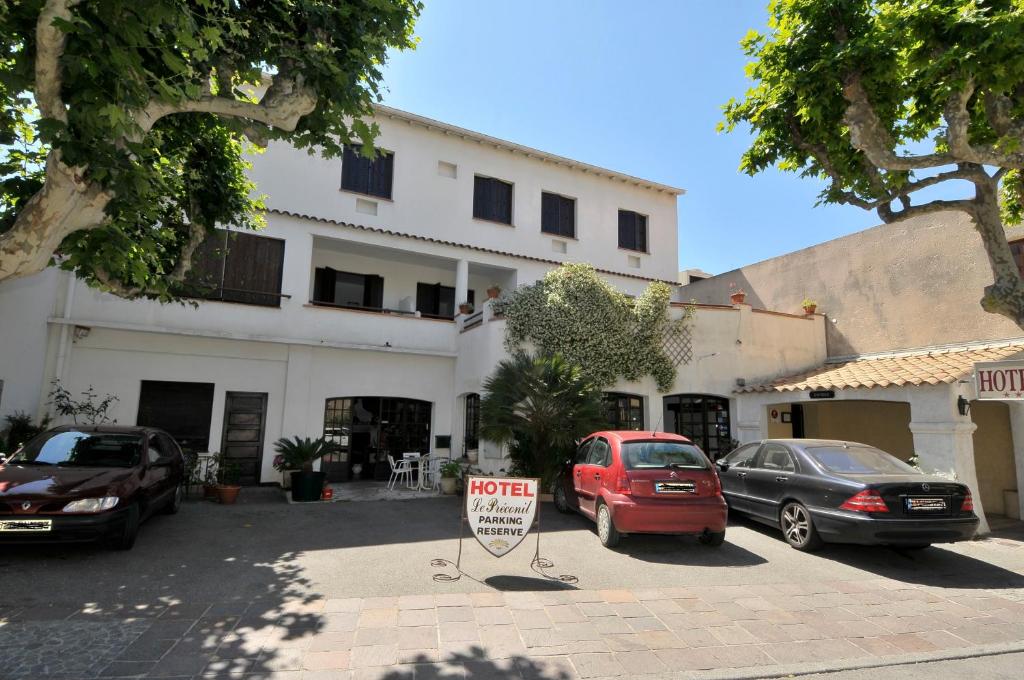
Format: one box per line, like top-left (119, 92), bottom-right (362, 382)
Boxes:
top-left (323, 397), bottom-right (432, 482)
top-left (220, 392), bottom-right (268, 485)
top-left (662, 394), bottom-right (731, 460)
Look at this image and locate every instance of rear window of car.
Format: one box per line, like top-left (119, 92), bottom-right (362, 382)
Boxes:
top-left (621, 441), bottom-right (709, 470)
top-left (807, 445), bottom-right (918, 475)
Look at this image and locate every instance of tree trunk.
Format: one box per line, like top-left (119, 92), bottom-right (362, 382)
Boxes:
top-left (0, 157), bottom-right (110, 281)
top-left (973, 180), bottom-right (1024, 329)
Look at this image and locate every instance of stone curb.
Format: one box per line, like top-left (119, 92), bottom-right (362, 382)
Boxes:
top-left (582, 641), bottom-right (1024, 680)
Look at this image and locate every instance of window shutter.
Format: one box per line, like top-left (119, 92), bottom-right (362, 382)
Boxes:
top-left (496, 180), bottom-right (512, 224)
top-left (369, 151), bottom-right (393, 199)
top-left (363, 275), bottom-right (384, 309)
top-left (473, 177), bottom-right (487, 219)
top-left (319, 267), bottom-right (337, 303)
top-left (618, 211), bottom-right (634, 249)
top-left (559, 196), bottom-right (574, 237)
top-left (637, 214), bottom-right (648, 252)
top-left (542, 192), bottom-right (558, 234)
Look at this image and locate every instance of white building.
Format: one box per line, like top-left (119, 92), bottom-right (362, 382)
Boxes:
top-left (0, 106), bottom-right (824, 489)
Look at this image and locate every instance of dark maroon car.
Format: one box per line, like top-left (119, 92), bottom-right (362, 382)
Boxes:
top-left (0, 425), bottom-right (185, 549)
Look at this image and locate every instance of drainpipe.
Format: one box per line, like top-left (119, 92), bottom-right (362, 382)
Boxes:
top-left (54, 270), bottom-right (76, 383)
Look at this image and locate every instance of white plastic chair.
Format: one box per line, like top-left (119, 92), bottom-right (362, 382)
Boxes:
top-left (386, 454), bottom-right (415, 490)
top-left (419, 455), bottom-right (442, 493)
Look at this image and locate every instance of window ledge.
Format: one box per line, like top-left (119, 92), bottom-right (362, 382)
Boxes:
top-left (542, 231), bottom-right (579, 241)
top-left (473, 217), bottom-right (515, 228)
top-left (338, 188), bottom-right (394, 202)
top-left (618, 247), bottom-right (649, 255)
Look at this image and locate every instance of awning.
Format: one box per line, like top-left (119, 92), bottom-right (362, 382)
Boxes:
top-left (737, 341), bottom-right (1024, 393)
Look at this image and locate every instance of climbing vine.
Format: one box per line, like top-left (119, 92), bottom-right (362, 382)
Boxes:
top-left (492, 264), bottom-right (692, 392)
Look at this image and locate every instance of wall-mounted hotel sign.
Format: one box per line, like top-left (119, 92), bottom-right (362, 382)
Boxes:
top-left (974, 360), bottom-right (1024, 400)
top-left (431, 474), bottom-right (576, 585)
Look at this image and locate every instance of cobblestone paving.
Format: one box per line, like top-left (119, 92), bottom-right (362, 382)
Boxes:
top-left (2, 579), bottom-right (1024, 679)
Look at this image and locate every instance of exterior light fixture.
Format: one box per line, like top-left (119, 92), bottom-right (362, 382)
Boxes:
top-left (957, 396), bottom-right (971, 416)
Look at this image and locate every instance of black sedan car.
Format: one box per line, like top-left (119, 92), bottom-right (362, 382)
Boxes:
top-left (716, 439), bottom-right (979, 551)
top-left (0, 425), bottom-right (185, 549)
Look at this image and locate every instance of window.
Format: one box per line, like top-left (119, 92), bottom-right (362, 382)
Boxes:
top-left (313, 268), bottom-right (384, 310)
top-left (341, 144), bottom-right (394, 199)
top-left (184, 230), bottom-right (286, 307)
top-left (464, 394), bottom-right (480, 451)
top-left (587, 438), bottom-right (612, 467)
top-left (757, 443), bottom-right (795, 473)
top-left (604, 393), bottom-right (644, 430)
top-left (473, 176), bottom-right (513, 224)
top-left (541, 192), bottom-right (575, 238)
top-left (136, 381), bottom-right (215, 452)
top-left (416, 283), bottom-right (475, 319)
top-left (807, 445), bottom-right (918, 475)
top-left (618, 210), bottom-right (648, 252)
top-left (1011, 239), bottom-right (1024, 279)
top-left (621, 441), bottom-right (709, 470)
top-left (575, 438), bottom-right (593, 464)
top-left (723, 443), bottom-right (759, 468)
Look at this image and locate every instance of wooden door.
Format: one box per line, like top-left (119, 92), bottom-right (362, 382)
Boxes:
top-left (221, 392), bottom-right (268, 485)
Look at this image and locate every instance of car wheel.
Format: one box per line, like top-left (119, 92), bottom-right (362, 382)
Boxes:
top-left (164, 483), bottom-right (183, 515)
top-left (553, 483), bottom-right (571, 514)
top-left (780, 502), bottom-right (822, 552)
top-left (112, 504), bottom-right (140, 551)
top-left (698, 529), bottom-right (726, 547)
top-left (596, 503), bottom-right (620, 548)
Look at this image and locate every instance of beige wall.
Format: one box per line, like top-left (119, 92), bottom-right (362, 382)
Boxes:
top-left (766, 403), bottom-right (793, 438)
top-left (680, 211), bottom-right (1023, 357)
top-left (971, 400), bottom-right (1017, 517)
top-left (801, 401), bottom-right (914, 460)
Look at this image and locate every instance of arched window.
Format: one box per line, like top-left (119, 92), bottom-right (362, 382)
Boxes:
top-left (662, 394), bottom-right (731, 459)
top-left (604, 393), bottom-right (644, 430)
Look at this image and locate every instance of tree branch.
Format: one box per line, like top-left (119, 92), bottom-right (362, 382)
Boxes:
top-left (944, 79), bottom-right (1024, 168)
top-left (35, 0), bottom-right (79, 124)
top-left (842, 73), bottom-right (954, 170)
top-left (877, 197), bottom-right (977, 224)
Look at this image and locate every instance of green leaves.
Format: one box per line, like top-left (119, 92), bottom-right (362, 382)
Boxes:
top-left (494, 264), bottom-right (684, 392)
top-left (1, 0), bottom-right (422, 296)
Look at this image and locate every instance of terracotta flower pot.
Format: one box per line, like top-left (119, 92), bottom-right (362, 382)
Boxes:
top-left (459, 303), bottom-right (473, 315)
top-left (216, 485), bottom-right (241, 505)
top-left (803, 304), bottom-right (817, 315)
top-left (486, 287), bottom-right (501, 299)
top-left (730, 292), bottom-right (746, 305)
top-left (203, 484), bottom-right (218, 500)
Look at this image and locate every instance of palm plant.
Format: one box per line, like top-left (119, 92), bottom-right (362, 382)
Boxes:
top-left (272, 436), bottom-right (337, 472)
top-left (480, 352), bottom-right (607, 486)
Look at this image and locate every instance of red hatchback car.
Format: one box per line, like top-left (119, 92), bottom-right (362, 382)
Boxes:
top-left (553, 431), bottom-right (728, 548)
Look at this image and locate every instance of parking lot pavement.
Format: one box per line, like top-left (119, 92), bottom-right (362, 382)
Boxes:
top-left (2, 494), bottom-right (1024, 679)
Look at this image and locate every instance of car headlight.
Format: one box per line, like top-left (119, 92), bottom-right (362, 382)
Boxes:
top-left (62, 497), bottom-right (120, 513)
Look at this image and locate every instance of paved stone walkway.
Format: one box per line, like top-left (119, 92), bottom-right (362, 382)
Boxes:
top-left (3, 579), bottom-right (1024, 679)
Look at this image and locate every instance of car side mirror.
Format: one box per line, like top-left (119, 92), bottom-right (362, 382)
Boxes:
top-left (715, 461), bottom-right (730, 472)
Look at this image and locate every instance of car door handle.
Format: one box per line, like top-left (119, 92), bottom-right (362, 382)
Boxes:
top-left (575, 470), bottom-right (582, 477)
top-left (737, 471), bottom-right (747, 478)
top-left (775, 476), bottom-right (789, 482)
top-left (594, 473), bottom-right (601, 480)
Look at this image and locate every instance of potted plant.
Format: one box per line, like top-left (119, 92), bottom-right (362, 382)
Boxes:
top-left (273, 453), bottom-right (300, 490)
top-left (273, 436), bottom-right (336, 502)
top-left (202, 459), bottom-right (219, 500)
top-left (729, 283), bottom-right (746, 305)
top-left (802, 297), bottom-right (818, 315)
top-left (215, 455), bottom-right (242, 505)
top-left (458, 302), bottom-right (474, 315)
top-left (440, 460), bottom-right (462, 495)
top-left (486, 284), bottom-right (501, 299)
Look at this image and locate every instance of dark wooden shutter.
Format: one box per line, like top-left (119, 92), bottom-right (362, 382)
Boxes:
top-left (137, 381), bottom-right (215, 452)
top-left (495, 180), bottom-right (512, 224)
top-left (416, 282), bottom-right (439, 316)
top-left (183, 230), bottom-right (228, 297)
top-left (363, 274), bottom-right (384, 309)
top-left (636, 214), bottom-right (648, 252)
top-left (542, 193), bottom-right (558, 234)
top-left (221, 232), bottom-right (285, 306)
top-left (314, 267), bottom-right (338, 303)
top-left (473, 177), bottom-right (488, 219)
top-left (341, 145), bottom-right (371, 194)
top-left (618, 210), bottom-right (635, 249)
top-left (558, 195), bottom-right (574, 237)
top-left (368, 151), bottom-right (394, 199)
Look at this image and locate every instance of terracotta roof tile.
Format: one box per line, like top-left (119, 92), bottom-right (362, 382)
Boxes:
top-left (737, 341), bottom-right (1024, 393)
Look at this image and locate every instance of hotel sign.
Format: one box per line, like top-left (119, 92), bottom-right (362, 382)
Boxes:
top-left (974, 360), bottom-right (1024, 400)
top-left (465, 476), bottom-right (538, 557)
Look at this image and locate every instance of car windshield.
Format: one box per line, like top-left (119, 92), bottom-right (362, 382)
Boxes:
top-left (621, 441), bottom-right (709, 470)
top-left (9, 431), bottom-right (142, 468)
top-left (807, 445), bottom-right (918, 475)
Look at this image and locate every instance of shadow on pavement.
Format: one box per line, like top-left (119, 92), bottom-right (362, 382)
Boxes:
top-left (728, 512), bottom-right (1024, 589)
top-left (380, 648), bottom-right (572, 679)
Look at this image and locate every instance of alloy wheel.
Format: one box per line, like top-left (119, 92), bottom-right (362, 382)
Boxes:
top-left (782, 504), bottom-right (809, 546)
top-left (598, 506), bottom-right (610, 542)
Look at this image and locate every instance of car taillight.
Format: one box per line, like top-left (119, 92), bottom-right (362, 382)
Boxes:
top-left (839, 489), bottom-right (889, 513)
top-left (962, 490), bottom-right (974, 513)
top-left (615, 471), bottom-right (631, 495)
top-left (710, 472), bottom-right (722, 496)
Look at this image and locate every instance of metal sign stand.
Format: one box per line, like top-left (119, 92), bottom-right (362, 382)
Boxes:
top-left (432, 494), bottom-right (577, 584)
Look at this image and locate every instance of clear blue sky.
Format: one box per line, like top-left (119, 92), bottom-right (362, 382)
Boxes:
top-left (378, 0), bottom-right (884, 275)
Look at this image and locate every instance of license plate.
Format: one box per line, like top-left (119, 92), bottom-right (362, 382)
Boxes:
top-left (0, 518), bottom-right (53, 532)
top-left (655, 481), bottom-right (696, 494)
top-left (906, 497), bottom-right (946, 512)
